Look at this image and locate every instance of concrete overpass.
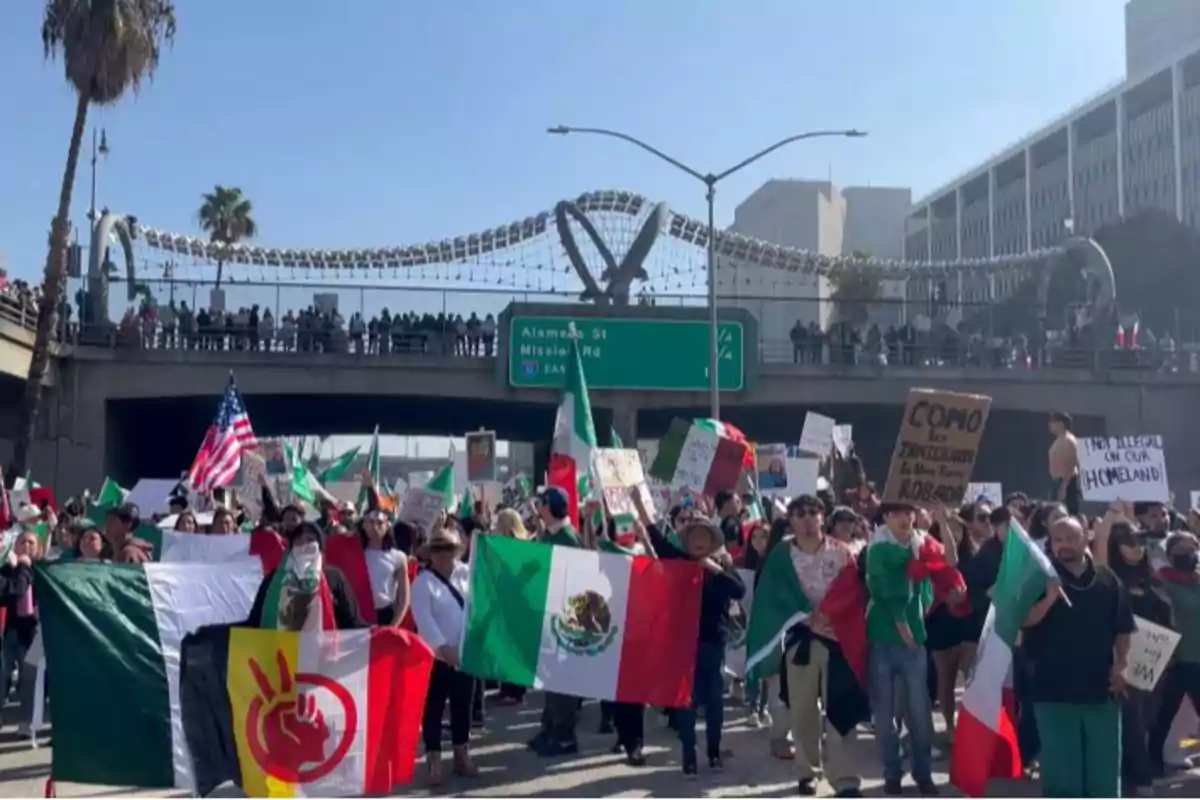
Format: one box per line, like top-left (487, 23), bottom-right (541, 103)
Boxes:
top-left (23, 344), bottom-right (1200, 503)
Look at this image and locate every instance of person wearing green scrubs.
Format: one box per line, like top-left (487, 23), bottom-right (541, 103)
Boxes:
top-left (1023, 517), bottom-right (1135, 798)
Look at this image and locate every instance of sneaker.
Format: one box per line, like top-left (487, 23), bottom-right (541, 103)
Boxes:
top-left (883, 778), bottom-right (903, 796)
top-left (625, 747), bottom-right (647, 767)
top-left (797, 778), bottom-right (817, 796)
top-left (708, 755), bottom-right (724, 773)
top-left (748, 711), bottom-right (763, 728)
top-left (916, 778), bottom-right (939, 796)
top-left (535, 739), bottom-right (579, 758)
top-left (683, 753), bottom-right (698, 779)
top-left (761, 709), bottom-right (772, 728)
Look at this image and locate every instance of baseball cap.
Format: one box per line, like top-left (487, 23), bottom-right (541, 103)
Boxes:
top-left (536, 486), bottom-right (570, 520)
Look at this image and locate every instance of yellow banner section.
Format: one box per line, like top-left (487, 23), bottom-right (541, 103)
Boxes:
top-left (227, 628), bottom-right (303, 798)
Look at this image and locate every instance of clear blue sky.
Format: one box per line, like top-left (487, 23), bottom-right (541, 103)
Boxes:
top-left (0, 0), bottom-right (1131, 454)
top-left (2, 0), bottom-right (1128, 282)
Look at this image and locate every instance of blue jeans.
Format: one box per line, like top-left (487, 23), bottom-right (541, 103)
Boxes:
top-left (870, 641), bottom-right (934, 783)
top-left (676, 642), bottom-right (725, 760)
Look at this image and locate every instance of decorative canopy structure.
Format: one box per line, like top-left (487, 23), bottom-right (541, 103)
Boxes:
top-left (134, 189), bottom-right (1066, 284)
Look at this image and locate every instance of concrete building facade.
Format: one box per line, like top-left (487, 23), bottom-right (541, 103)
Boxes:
top-left (718, 180), bottom-right (912, 343)
top-left (908, 0), bottom-right (1200, 299)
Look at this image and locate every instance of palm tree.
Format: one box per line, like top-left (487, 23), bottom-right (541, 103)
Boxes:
top-left (11, 0), bottom-right (176, 481)
top-left (198, 186), bottom-right (257, 289)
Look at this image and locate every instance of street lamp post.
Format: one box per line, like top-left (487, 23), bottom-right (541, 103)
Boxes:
top-left (89, 127), bottom-right (109, 223)
top-left (548, 126), bottom-right (867, 420)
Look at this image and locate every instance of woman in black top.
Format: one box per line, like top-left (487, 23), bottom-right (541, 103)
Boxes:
top-left (1105, 522), bottom-right (1172, 794)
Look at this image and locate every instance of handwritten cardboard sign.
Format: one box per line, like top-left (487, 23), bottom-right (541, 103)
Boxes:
top-left (882, 389), bottom-right (992, 507)
top-left (832, 425), bottom-right (854, 458)
top-left (398, 487), bottom-right (446, 533)
top-left (1125, 615), bottom-right (1181, 691)
top-left (592, 448), bottom-right (655, 520)
top-left (1078, 435), bottom-right (1169, 503)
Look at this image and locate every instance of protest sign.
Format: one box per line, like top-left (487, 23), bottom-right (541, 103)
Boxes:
top-left (398, 486), bottom-right (446, 532)
top-left (1124, 616), bottom-right (1181, 691)
top-left (798, 412), bottom-right (836, 456)
top-left (126, 479), bottom-right (185, 517)
top-left (1078, 435), bottom-right (1169, 503)
top-left (592, 448), bottom-right (655, 520)
top-left (786, 458), bottom-right (820, 496)
top-left (260, 439), bottom-right (290, 476)
top-left (466, 430), bottom-right (497, 483)
top-left (882, 389), bottom-right (992, 507)
top-left (756, 444), bottom-right (789, 490)
top-left (1192, 490), bottom-right (1200, 513)
top-left (832, 425), bottom-right (854, 458)
top-left (966, 483), bottom-right (1004, 505)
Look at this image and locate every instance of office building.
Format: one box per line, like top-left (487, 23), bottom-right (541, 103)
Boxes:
top-left (718, 179), bottom-right (912, 343)
top-left (907, 0), bottom-right (1200, 305)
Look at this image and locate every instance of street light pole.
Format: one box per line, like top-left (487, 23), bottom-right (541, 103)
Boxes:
top-left (548, 126), bottom-right (867, 420)
top-left (88, 127), bottom-right (109, 223)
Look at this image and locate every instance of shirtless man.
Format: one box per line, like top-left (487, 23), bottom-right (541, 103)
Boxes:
top-left (1048, 411), bottom-right (1081, 515)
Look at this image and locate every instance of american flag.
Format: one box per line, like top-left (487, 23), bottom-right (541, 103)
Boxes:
top-left (185, 374), bottom-right (258, 492)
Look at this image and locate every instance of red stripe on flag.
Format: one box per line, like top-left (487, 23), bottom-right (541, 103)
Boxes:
top-left (820, 562), bottom-right (869, 686)
top-left (950, 688), bottom-right (1022, 797)
top-left (547, 453), bottom-right (579, 527)
top-left (613, 556), bottom-right (704, 708)
top-left (703, 437), bottom-right (747, 496)
top-left (364, 628), bottom-right (435, 793)
top-left (325, 534), bottom-right (378, 625)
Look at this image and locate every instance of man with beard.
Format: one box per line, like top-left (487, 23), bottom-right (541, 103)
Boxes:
top-left (1023, 517), bottom-right (1135, 797)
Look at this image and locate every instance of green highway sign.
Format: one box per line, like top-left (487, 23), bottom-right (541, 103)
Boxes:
top-left (507, 316), bottom-right (745, 391)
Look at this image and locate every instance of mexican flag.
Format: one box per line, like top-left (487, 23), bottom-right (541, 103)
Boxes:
top-left (95, 477), bottom-right (127, 507)
top-left (180, 626), bottom-right (434, 797)
top-left (649, 417), bottom-right (748, 495)
top-left (460, 536), bottom-right (703, 707)
top-left (36, 560), bottom-right (263, 791)
top-left (426, 463), bottom-right (455, 507)
top-left (548, 336), bottom-right (596, 527)
top-left (356, 426), bottom-right (380, 511)
top-left (950, 522), bottom-right (1056, 797)
top-left (319, 446), bottom-right (361, 485)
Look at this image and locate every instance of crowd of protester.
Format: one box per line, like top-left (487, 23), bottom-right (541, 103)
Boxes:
top-left (2, 412), bottom-right (1198, 797)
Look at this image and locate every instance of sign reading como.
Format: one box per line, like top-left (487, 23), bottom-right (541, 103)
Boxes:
top-left (507, 316), bottom-right (745, 391)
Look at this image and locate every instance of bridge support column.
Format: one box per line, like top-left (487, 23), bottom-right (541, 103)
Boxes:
top-left (610, 398), bottom-right (639, 448)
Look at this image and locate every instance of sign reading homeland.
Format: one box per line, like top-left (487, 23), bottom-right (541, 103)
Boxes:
top-left (1078, 435), bottom-right (1169, 503)
top-left (1124, 615), bottom-right (1181, 691)
top-left (882, 389), bottom-right (992, 507)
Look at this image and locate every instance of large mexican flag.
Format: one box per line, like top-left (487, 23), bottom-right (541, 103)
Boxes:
top-left (950, 522), bottom-right (1056, 797)
top-left (460, 535), bottom-right (703, 707)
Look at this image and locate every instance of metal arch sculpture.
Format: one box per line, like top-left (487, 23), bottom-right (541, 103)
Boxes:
top-left (85, 211), bottom-right (138, 323)
top-left (553, 198), bottom-right (666, 305)
top-left (1038, 236), bottom-right (1117, 322)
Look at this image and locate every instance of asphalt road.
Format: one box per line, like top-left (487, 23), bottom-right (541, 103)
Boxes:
top-left (1, 694), bottom-right (1198, 797)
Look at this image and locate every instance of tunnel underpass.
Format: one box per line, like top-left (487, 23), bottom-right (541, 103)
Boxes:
top-left (104, 393), bottom-right (1103, 501)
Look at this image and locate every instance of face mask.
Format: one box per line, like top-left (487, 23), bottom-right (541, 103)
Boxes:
top-left (287, 542), bottom-right (322, 593)
top-left (1171, 553), bottom-right (1198, 574)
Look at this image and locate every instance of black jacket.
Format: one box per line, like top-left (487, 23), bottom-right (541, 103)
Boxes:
top-left (648, 524), bottom-right (745, 646)
top-left (0, 563), bottom-right (36, 647)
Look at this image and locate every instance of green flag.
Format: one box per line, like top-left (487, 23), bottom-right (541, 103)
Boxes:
top-left (318, 446), bottom-right (361, 485)
top-left (284, 443), bottom-right (316, 505)
top-left (356, 426), bottom-right (380, 511)
top-left (95, 478), bottom-right (126, 507)
top-left (456, 487), bottom-right (474, 519)
top-left (426, 464), bottom-right (455, 507)
top-left (611, 428), bottom-right (624, 448)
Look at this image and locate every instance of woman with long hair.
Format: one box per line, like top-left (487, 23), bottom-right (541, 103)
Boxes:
top-left (0, 530), bottom-right (45, 737)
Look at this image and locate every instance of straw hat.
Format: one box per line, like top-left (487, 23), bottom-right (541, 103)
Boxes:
top-left (417, 527), bottom-right (466, 559)
top-left (495, 508), bottom-right (530, 540)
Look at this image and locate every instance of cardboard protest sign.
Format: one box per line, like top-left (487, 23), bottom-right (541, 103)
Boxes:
top-left (466, 430), bottom-right (497, 483)
top-left (882, 389), bottom-right (992, 507)
top-left (966, 483), bottom-right (1004, 505)
top-left (798, 412), bottom-right (836, 456)
top-left (1078, 435), bottom-right (1169, 503)
top-left (398, 486), bottom-right (446, 532)
top-left (1125, 616), bottom-right (1181, 691)
top-left (756, 444), bottom-right (789, 490)
top-left (592, 448), bottom-right (655, 520)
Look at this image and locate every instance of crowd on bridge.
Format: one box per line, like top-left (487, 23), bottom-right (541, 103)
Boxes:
top-left (0, 346), bottom-right (1198, 799)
